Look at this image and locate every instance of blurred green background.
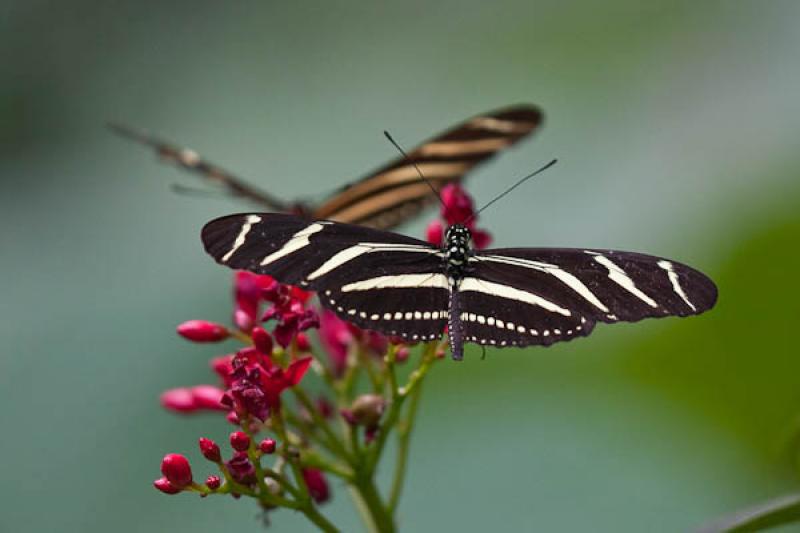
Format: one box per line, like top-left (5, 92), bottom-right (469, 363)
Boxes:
top-left (3, 1), bottom-right (800, 531)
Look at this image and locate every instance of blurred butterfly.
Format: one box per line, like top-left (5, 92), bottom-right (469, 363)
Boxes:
top-left (110, 105), bottom-right (542, 230)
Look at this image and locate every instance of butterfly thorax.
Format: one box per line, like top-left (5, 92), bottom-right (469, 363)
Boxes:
top-left (444, 224), bottom-right (472, 281)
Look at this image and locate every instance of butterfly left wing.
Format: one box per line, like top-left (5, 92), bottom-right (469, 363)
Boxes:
top-left (202, 213), bottom-right (449, 341)
top-left (458, 248), bottom-right (718, 347)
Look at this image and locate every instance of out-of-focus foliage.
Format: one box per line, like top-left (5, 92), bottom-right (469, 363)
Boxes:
top-left (2, 1), bottom-right (800, 532)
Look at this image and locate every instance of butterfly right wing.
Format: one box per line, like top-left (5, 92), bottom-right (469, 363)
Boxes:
top-left (311, 104), bottom-right (544, 229)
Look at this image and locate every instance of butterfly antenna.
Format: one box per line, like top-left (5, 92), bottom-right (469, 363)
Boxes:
top-left (464, 158), bottom-right (558, 225)
top-left (383, 130), bottom-right (447, 211)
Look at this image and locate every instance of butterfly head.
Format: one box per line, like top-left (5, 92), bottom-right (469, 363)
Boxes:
top-left (444, 224), bottom-right (472, 276)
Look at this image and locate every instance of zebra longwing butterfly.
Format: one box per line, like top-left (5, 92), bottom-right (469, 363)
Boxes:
top-left (110, 105), bottom-right (542, 230)
top-left (201, 213), bottom-right (718, 360)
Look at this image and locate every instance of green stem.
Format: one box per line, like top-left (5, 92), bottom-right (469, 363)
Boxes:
top-left (353, 477), bottom-right (396, 533)
top-left (366, 342), bottom-right (437, 476)
top-left (388, 376), bottom-right (424, 513)
top-left (292, 386), bottom-right (355, 463)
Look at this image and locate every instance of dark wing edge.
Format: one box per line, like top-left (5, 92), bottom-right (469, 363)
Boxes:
top-left (312, 104), bottom-right (544, 228)
top-left (109, 122), bottom-right (289, 211)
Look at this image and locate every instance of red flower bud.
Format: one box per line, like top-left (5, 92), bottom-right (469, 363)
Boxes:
top-left (259, 438), bottom-right (276, 454)
top-left (296, 332), bottom-right (311, 351)
top-left (229, 431), bottom-right (251, 452)
top-left (160, 385), bottom-right (226, 414)
top-left (302, 468), bottom-right (330, 504)
top-left (251, 327), bottom-right (273, 355)
top-left (205, 475), bottom-right (221, 490)
top-left (395, 346), bottom-right (410, 363)
top-left (153, 476), bottom-right (182, 495)
top-left (198, 437), bottom-right (221, 462)
top-left (160, 453), bottom-right (192, 488)
top-left (176, 320), bottom-right (229, 342)
top-left (426, 219), bottom-right (444, 247)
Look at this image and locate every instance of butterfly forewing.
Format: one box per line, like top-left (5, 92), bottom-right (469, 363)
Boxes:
top-left (309, 104), bottom-right (543, 228)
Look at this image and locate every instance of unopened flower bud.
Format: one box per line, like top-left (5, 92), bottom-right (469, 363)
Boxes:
top-left (426, 219), bottom-right (444, 247)
top-left (295, 332), bottom-right (311, 351)
top-left (153, 476), bottom-right (182, 495)
top-left (436, 347), bottom-right (446, 359)
top-left (259, 438), bottom-right (276, 454)
top-left (160, 453), bottom-right (193, 488)
top-left (176, 320), bottom-right (230, 342)
top-left (251, 327), bottom-right (273, 355)
top-left (347, 394), bottom-right (386, 427)
top-left (302, 468), bottom-right (330, 504)
top-left (198, 438), bottom-right (221, 462)
top-left (230, 431), bottom-right (251, 452)
top-left (395, 346), bottom-right (410, 363)
top-left (205, 475), bottom-right (221, 490)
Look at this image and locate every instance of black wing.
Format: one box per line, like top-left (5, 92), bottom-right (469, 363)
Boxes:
top-left (202, 213), bottom-right (449, 341)
top-left (108, 123), bottom-right (289, 211)
top-left (457, 248), bottom-right (717, 347)
top-left (311, 104), bottom-right (543, 228)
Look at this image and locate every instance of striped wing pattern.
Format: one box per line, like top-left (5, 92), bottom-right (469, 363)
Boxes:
top-left (114, 104), bottom-right (542, 230)
top-left (202, 214), bottom-right (449, 341)
top-left (202, 214), bottom-right (718, 355)
top-left (461, 248), bottom-right (717, 347)
top-left (312, 105), bottom-right (543, 228)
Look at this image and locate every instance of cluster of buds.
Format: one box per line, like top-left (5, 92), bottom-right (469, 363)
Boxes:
top-left (426, 183), bottom-right (492, 250)
top-left (153, 183), bottom-right (491, 530)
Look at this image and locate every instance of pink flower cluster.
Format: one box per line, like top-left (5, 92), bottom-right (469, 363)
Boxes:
top-left (426, 183), bottom-right (492, 249)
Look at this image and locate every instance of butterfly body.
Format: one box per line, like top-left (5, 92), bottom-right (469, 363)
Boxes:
top-left (202, 213), bottom-right (717, 361)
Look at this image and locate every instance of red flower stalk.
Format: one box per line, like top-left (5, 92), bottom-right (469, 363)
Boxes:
top-left (177, 320), bottom-right (230, 342)
top-left (426, 183), bottom-right (492, 250)
top-left (302, 468), bottom-right (330, 504)
top-left (161, 453), bottom-right (193, 488)
top-left (222, 349), bottom-right (313, 422)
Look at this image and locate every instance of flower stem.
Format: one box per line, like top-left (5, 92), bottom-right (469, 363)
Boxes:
top-left (388, 376), bottom-right (424, 513)
top-left (353, 476), bottom-right (396, 533)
